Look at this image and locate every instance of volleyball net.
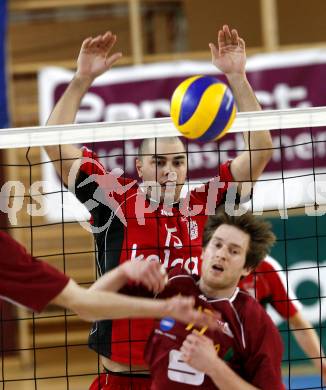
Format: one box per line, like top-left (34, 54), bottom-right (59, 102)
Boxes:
top-left (1, 106), bottom-right (326, 389)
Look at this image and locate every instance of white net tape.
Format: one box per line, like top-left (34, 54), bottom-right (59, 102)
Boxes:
top-left (1, 105), bottom-right (326, 149)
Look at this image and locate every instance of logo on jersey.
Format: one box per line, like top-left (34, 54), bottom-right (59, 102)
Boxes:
top-left (160, 317), bottom-right (176, 332)
top-left (187, 219), bottom-right (198, 240)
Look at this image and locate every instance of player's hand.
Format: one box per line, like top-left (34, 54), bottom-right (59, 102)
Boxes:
top-left (209, 25), bottom-right (246, 76)
top-left (165, 296), bottom-right (221, 330)
top-left (122, 261), bottom-right (168, 293)
top-left (180, 331), bottom-right (220, 373)
top-left (76, 31), bottom-right (122, 81)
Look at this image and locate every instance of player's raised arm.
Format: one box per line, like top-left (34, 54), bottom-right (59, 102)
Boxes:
top-left (45, 31), bottom-right (122, 185)
top-left (210, 25), bottom-right (273, 195)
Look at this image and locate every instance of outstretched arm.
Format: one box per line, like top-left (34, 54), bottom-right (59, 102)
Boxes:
top-left (45, 31), bottom-right (122, 185)
top-left (52, 277), bottom-right (219, 328)
top-left (289, 312), bottom-right (326, 382)
top-left (89, 260), bottom-right (168, 294)
top-left (210, 25), bottom-right (273, 195)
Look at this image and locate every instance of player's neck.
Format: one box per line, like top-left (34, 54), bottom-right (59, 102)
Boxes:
top-left (199, 279), bottom-right (238, 300)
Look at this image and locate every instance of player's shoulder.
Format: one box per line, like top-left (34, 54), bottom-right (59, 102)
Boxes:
top-left (258, 255), bottom-right (283, 272)
top-left (236, 289), bottom-right (269, 319)
top-left (166, 267), bottom-right (198, 291)
top-left (237, 290), bottom-right (277, 330)
top-left (0, 231), bottom-right (26, 259)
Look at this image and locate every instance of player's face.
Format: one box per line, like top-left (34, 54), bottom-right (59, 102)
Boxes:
top-left (136, 138), bottom-right (187, 202)
top-left (200, 224), bottom-right (251, 299)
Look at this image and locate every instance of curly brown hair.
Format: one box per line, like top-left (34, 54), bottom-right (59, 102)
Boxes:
top-left (202, 206), bottom-right (276, 270)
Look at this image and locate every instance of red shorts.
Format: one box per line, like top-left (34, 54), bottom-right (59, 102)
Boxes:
top-left (89, 373), bottom-right (151, 390)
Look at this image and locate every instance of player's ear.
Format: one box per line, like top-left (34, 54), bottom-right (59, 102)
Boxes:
top-left (241, 266), bottom-right (252, 278)
top-left (135, 158), bottom-right (143, 178)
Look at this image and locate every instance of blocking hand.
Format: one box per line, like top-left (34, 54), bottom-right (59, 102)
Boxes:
top-left (76, 31), bottom-right (122, 81)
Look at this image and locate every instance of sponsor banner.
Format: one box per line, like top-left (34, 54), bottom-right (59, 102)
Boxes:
top-left (38, 49), bottom-right (326, 221)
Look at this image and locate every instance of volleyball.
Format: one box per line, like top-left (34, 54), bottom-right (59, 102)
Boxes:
top-left (170, 75), bottom-right (236, 141)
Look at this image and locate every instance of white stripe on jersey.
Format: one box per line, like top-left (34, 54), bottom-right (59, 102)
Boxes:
top-left (264, 255), bottom-right (303, 312)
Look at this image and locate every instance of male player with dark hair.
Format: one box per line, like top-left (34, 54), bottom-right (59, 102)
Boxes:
top-left (44, 25), bottom-right (273, 388)
top-left (0, 230), bottom-right (218, 327)
top-left (145, 208), bottom-right (283, 390)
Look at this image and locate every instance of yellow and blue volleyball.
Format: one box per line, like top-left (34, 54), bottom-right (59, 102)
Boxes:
top-left (170, 75), bottom-right (236, 142)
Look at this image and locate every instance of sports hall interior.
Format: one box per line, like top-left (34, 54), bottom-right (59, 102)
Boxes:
top-left (1, 0), bottom-right (326, 389)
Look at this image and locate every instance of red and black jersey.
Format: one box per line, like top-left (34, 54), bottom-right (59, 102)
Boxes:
top-left (145, 270), bottom-right (283, 390)
top-left (0, 231), bottom-right (69, 313)
top-left (75, 147), bottom-right (233, 365)
top-left (239, 256), bottom-right (301, 319)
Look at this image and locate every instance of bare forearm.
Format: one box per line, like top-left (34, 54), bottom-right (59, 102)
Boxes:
top-left (89, 266), bottom-right (129, 292)
top-left (207, 357), bottom-right (259, 390)
top-left (47, 76), bottom-right (93, 126)
top-left (44, 76), bottom-right (92, 183)
top-left (78, 291), bottom-right (175, 321)
top-left (290, 314), bottom-right (324, 367)
top-left (56, 282), bottom-right (173, 322)
top-left (226, 73), bottom-right (273, 183)
top-left (226, 74), bottom-right (261, 113)
top-left (226, 74), bottom-right (272, 150)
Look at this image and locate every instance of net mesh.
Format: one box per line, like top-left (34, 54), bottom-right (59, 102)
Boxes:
top-left (1, 107), bottom-right (326, 389)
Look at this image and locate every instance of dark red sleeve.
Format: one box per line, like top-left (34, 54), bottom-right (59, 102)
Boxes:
top-left (189, 160), bottom-right (234, 206)
top-left (0, 232), bottom-right (70, 313)
top-left (79, 147), bottom-right (106, 176)
top-left (244, 302), bottom-right (284, 390)
top-left (263, 257), bottom-right (301, 319)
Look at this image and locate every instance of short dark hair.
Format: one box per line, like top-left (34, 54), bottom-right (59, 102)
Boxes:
top-left (202, 206), bottom-right (276, 270)
top-left (137, 137), bottom-right (185, 160)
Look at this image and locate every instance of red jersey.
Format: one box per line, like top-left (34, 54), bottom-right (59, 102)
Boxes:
top-left (145, 270), bottom-right (283, 390)
top-left (75, 147), bottom-right (233, 365)
top-left (0, 231), bottom-right (69, 312)
top-left (239, 256), bottom-right (301, 319)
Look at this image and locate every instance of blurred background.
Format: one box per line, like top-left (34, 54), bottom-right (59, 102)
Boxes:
top-left (1, 1), bottom-right (326, 389)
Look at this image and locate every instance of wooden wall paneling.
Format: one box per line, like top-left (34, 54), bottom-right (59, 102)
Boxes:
top-left (277, 0), bottom-right (326, 45)
top-left (128, 0), bottom-right (143, 63)
top-left (260, 0), bottom-right (279, 52)
top-left (9, 13), bottom-right (132, 66)
top-left (183, 0), bottom-right (263, 52)
top-left (10, 0), bottom-right (129, 11)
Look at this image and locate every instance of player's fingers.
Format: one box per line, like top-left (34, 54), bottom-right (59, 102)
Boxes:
top-left (239, 38), bottom-right (246, 50)
top-left (209, 42), bottom-right (219, 58)
top-left (180, 349), bottom-right (190, 363)
top-left (190, 309), bottom-right (220, 330)
top-left (217, 29), bottom-right (224, 48)
top-left (105, 34), bottom-right (118, 53)
top-left (81, 37), bottom-right (93, 50)
top-left (92, 35), bottom-right (102, 44)
top-left (141, 262), bottom-right (164, 292)
top-left (102, 30), bottom-right (113, 42)
top-left (223, 24), bottom-right (232, 45)
top-left (106, 52), bottom-right (122, 67)
top-left (178, 295), bottom-right (195, 311)
top-left (231, 29), bottom-right (239, 45)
